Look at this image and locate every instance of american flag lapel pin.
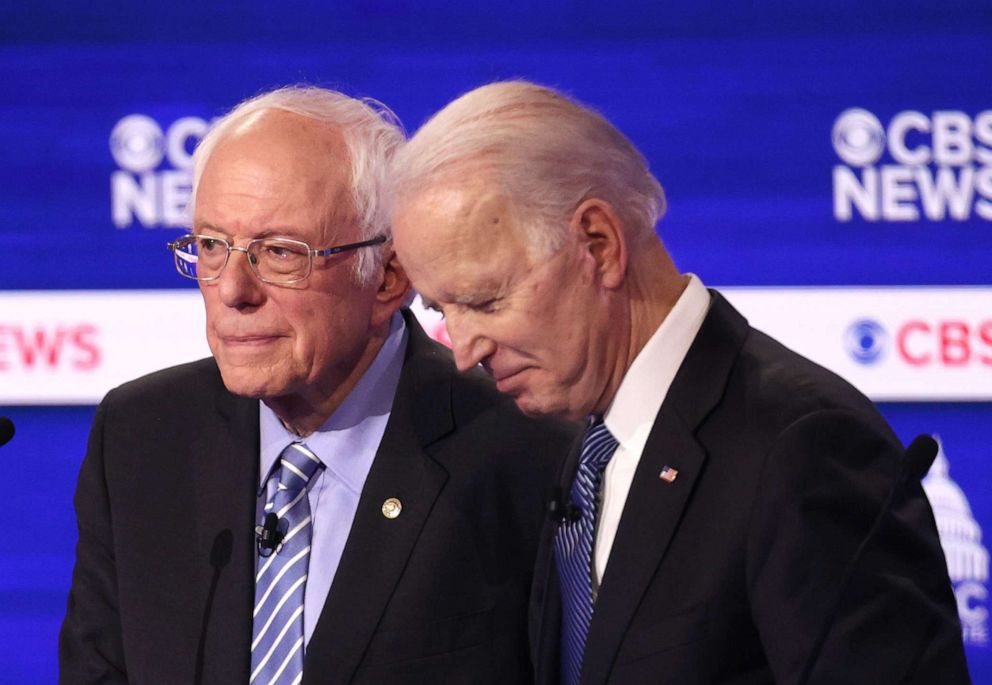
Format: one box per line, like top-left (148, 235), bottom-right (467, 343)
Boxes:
top-left (659, 465), bottom-right (679, 483)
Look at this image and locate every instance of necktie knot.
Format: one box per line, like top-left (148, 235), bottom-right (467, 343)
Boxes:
top-left (277, 442), bottom-right (323, 495)
top-left (579, 419), bottom-right (619, 474)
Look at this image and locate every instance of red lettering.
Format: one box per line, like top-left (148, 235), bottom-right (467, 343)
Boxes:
top-left (980, 320), bottom-right (992, 365)
top-left (897, 320), bottom-right (931, 365)
top-left (0, 325), bottom-right (9, 370)
top-left (0, 324), bottom-right (103, 371)
top-left (72, 325), bottom-right (101, 370)
top-left (14, 327), bottom-right (66, 367)
top-left (940, 321), bottom-right (970, 365)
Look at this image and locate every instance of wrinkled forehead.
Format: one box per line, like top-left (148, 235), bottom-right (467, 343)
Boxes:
top-left (397, 177), bottom-right (530, 253)
top-left (196, 112), bottom-right (357, 233)
top-left (222, 114), bottom-right (347, 183)
top-left (394, 179), bottom-right (537, 294)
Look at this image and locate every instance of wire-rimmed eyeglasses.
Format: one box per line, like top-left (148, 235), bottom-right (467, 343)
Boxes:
top-left (166, 234), bottom-right (387, 285)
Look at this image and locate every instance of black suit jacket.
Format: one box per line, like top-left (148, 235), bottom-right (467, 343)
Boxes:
top-left (531, 292), bottom-right (969, 685)
top-left (60, 313), bottom-right (578, 684)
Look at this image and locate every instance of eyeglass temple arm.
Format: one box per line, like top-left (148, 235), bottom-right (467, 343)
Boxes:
top-left (312, 235), bottom-right (388, 257)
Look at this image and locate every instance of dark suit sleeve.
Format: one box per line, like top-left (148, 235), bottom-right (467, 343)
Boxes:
top-left (745, 409), bottom-right (969, 685)
top-left (59, 396), bottom-right (129, 684)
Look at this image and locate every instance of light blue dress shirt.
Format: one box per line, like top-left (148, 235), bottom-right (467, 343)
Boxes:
top-left (257, 312), bottom-right (408, 646)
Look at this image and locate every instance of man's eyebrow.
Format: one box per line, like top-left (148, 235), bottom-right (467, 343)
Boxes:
top-left (453, 279), bottom-right (510, 304)
top-left (451, 289), bottom-right (498, 305)
top-left (191, 223), bottom-right (310, 242)
top-left (255, 228), bottom-right (303, 240)
top-left (194, 221), bottom-right (229, 237)
top-left (423, 284), bottom-right (503, 310)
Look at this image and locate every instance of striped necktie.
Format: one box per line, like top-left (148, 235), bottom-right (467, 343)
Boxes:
top-left (251, 442), bottom-right (323, 685)
top-left (554, 419), bottom-right (619, 685)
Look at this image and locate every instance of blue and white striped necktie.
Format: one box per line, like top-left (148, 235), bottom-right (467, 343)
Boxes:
top-left (251, 442), bottom-right (323, 685)
top-left (554, 418), bottom-right (619, 685)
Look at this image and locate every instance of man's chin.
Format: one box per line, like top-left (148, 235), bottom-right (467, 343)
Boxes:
top-left (216, 365), bottom-right (283, 400)
top-left (513, 391), bottom-right (590, 423)
top-left (513, 393), bottom-right (566, 420)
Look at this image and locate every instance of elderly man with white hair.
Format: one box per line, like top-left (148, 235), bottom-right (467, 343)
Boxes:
top-left (60, 85), bottom-right (576, 685)
top-left (389, 81), bottom-right (969, 685)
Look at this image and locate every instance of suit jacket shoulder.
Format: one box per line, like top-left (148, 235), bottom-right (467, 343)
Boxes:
top-left (60, 356), bottom-right (260, 684)
top-left (535, 291), bottom-right (968, 685)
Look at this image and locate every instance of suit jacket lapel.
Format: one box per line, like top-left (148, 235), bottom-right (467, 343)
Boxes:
top-left (579, 409), bottom-right (707, 684)
top-left (191, 369), bottom-right (259, 685)
top-left (304, 312), bottom-right (453, 684)
top-left (580, 292), bottom-right (749, 685)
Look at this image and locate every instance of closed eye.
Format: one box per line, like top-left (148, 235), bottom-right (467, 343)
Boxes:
top-left (468, 299), bottom-right (498, 313)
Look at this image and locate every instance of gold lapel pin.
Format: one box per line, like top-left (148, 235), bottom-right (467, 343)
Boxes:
top-left (381, 497), bottom-right (402, 519)
top-left (659, 466), bottom-right (679, 483)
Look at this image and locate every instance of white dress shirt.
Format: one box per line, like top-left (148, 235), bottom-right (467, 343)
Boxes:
top-left (594, 274), bottom-right (711, 587)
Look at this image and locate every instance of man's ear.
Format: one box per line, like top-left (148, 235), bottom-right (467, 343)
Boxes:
top-left (371, 246), bottom-right (411, 325)
top-left (569, 198), bottom-right (627, 289)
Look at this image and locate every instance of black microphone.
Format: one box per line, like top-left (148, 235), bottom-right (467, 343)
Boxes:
top-left (0, 417), bottom-right (14, 447)
top-left (195, 529), bottom-right (233, 685)
top-left (547, 486), bottom-right (581, 523)
top-left (256, 512), bottom-right (283, 556)
top-left (796, 434), bottom-right (940, 685)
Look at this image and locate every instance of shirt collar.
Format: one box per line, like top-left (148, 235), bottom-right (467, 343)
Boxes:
top-left (604, 274), bottom-right (710, 455)
top-left (258, 311), bottom-right (408, 494)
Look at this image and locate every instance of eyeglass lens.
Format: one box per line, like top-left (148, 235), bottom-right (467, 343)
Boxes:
top-left (173, 236), bottom-right (311, 283)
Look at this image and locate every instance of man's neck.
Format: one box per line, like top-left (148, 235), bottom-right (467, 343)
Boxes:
top-left (264, 326), bottom-right (391, 437)
top-left (596, 241), bottom-right (686, 416)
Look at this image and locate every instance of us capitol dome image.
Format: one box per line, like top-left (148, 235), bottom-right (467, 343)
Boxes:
top-left (923, 438), bottom-right (989, 583)
top-left (922, 436), bottom-right (989, 646)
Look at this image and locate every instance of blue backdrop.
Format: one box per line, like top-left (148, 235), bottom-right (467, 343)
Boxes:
top-left (1, 2), bottom-right (990, 682)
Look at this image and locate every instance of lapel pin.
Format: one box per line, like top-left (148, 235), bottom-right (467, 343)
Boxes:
top-left (659, 466), bottom-right (679, 483)
top-left (381, 497), bottom-right (402, 519)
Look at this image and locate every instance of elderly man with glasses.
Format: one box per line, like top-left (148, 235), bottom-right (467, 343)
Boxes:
top-left (60, 86), bottom-right (576, 685)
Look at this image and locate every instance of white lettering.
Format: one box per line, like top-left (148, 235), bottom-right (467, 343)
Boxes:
top-left (165, 117), bottom-right (209, 170)
top-left (975, 111), bottom-right (992, 166)
top-left (159, 170), bottom-right (192, 227)
top-left (916, 167), bottom-right (974, 221)
top-left (833, 166), bottom-right (878, 221)
top-left (888, 111), bottom-right (931, 165)
top-left (933, 111), bottom-right (973, 165)
top-left (975, 166), bottom-right (992, 221)
top-left (880, 165), bottom-right (919, 221)
top-left (957, 581), bottom-right (989, 627)
top-left (111, 171), bottom-right (157, 229)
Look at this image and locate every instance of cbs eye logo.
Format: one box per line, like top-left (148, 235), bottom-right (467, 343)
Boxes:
top-left (110, 115), bottom-right (166, 173)
top-left (109, 113), bottom-right (212, 229)
top-left (832, 109), bottom-right (886, 167)
top-left (844, 319), bottom-right (888, 365)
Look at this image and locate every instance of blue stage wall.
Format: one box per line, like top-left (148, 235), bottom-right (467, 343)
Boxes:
top-left (1, 2), bottom-right (989, 682)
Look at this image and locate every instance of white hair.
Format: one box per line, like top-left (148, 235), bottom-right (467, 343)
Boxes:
top-left (190, 85), bottom-right (405, 284)
top-left (390, 80), bottom-right (666, 255)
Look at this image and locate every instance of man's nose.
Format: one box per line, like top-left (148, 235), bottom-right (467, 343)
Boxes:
top-left (446, 314), bottom-right (496, 373)
top-left (214, 249), bottom-right (264, 308)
